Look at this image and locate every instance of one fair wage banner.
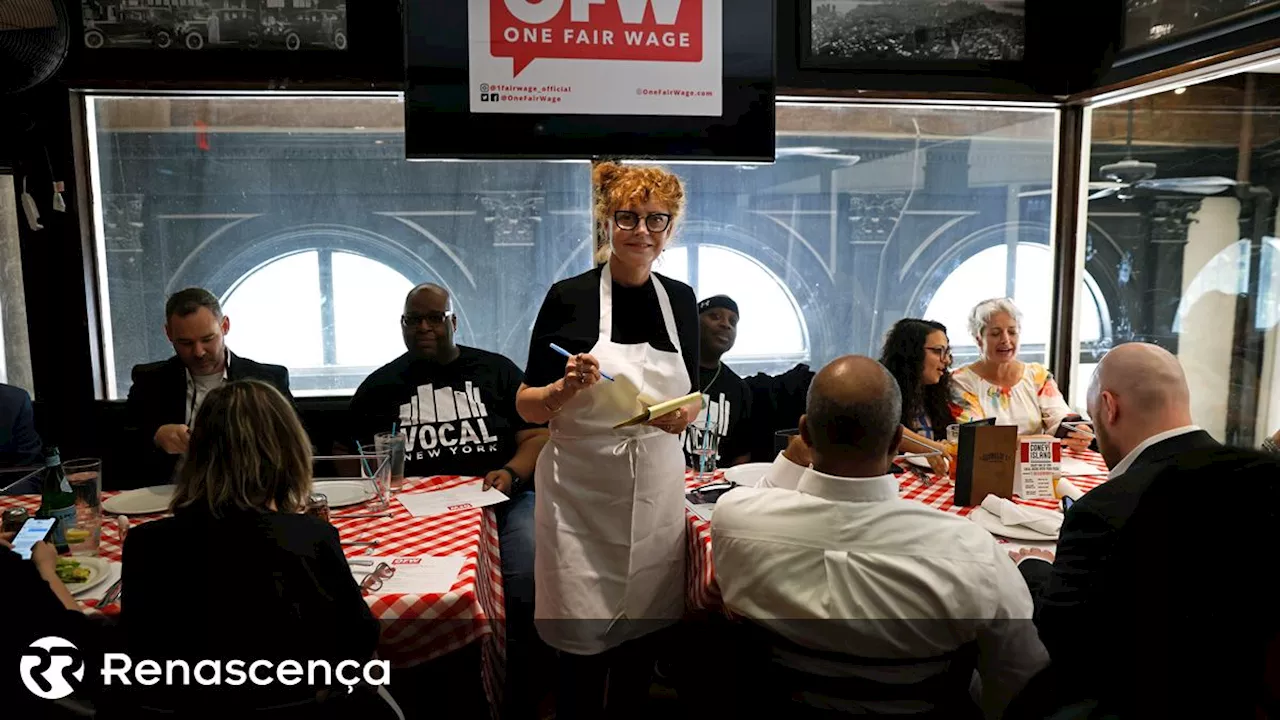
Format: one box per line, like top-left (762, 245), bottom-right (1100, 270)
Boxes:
top-left (469, 0), bottom-right (723, 116)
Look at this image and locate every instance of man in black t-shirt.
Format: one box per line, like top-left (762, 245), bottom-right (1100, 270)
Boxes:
top-left (685, 295), bottom-right (753, 468)
top-left (348, 284), bottom-right (547, 718)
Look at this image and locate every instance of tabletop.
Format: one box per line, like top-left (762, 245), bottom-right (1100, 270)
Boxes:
top-left (0, 475), bottom-right (506, 707)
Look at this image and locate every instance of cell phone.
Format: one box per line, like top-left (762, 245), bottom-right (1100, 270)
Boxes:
top-left (1062, 496), bottom-right (1075, 513)
top-left (10, 517), bottom-right (56, 560)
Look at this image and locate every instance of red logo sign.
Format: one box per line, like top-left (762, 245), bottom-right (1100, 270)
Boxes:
top-left (491, 0), bottom-right (703, 76)
top-left (391, 557), bottom-right (422, 565)
top-left (448, 503), bottom-right (474, 511)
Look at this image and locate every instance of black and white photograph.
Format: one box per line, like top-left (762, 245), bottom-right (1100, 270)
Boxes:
top-left (1124, 0), bottom-right (1279, 49)
top-left (807, 0), bottom-right (1025, 65)
top-left (80, 0), bottom-right (347, 51)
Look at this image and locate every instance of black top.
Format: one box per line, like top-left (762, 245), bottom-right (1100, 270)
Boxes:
top-left (684, 363), bottom-right (753, 466)
top-left (121, 507), bottom-right (380, 713)
top-left (743, 363), bottom-right (816, 462)
top-left (525, 266), bottom-right (699, 389)
top-left (348, 347), bottom-right (537, 479)
top-left (126, 351), bottom-right (294, 489)
top-left (0, 383), bottom-right (42, 470)
top-left (0, 549), bottom-right (101, 715)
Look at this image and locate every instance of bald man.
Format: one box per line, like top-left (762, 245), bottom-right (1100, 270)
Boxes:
top-left (712, 356), bottom-right (1047, 718)
top-left (348, 284), bottom-right (548, 719)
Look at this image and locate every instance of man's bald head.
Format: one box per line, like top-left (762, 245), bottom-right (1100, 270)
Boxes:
top-left (404, 283), bottom-right (451, 313)
top-left (801, 356), bottom-right (903, 473)
top-left (1087, 342), bottom-right (1193, 468)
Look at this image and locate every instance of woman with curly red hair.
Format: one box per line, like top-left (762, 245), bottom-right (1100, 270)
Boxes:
top-left (517, 160), bottom-right (700, 716)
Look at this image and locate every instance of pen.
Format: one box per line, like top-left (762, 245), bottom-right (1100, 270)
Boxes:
top-left (549, 343), bottom-right (615, 382)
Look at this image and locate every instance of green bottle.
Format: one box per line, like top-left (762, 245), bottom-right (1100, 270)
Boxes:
top-left (35, 446), bottom-right (77, 552)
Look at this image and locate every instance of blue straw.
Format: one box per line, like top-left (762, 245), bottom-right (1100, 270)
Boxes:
top-left (355, 440), bottom-right (374, 478)
top-left (549, 343), bottom-right (615, 382)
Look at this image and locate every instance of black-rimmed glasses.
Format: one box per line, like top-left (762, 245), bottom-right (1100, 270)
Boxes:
top-left (614, 210), bottom-right (671, 233)
top-left (359, 562), bottom-right (396, 593)
top-left (401, 311), bottom-right (453, 328)
top-left (925, 345), bottom-right (952, 361)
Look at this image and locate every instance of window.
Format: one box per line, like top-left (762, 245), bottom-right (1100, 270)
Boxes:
top-left (1079, 78), bottom-right (1280, 444)
top-left (661, 244), bottom-right (809, 376)
top-left (923, 242), bottom-right (1108, 397)
top-left (88, 96), bottom-right (1057, 397)
top-left (219, 250), bottom-right (415, 395)
top-left (0, 175), bottom-right (34, 395)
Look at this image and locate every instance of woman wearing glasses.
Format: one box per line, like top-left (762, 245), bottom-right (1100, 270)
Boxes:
top-left (949, 298), bottom-right (1092, 450)
top-left (516, 161), bottom-right (699, 716)
top-left (879, 318), bottom-right (955, 476)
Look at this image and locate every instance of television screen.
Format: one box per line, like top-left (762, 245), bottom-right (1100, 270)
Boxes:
top-left (406, 0), bottom-right (775, 162)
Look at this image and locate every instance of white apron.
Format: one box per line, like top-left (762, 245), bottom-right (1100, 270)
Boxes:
top-left (533, 264), bottom-right (691, 655)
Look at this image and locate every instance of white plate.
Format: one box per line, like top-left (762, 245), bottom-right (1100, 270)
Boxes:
top-left (102, 485), bottom-right (175, 515)
top-left (722, 463), bottom-right (771, 488)
top-left (312, 480), bottom-right (377, 508)
top-left (901, 455), bottom-right (933, 470)
top-left (968, 506), bottom-right (1060, 541)
top-left (59, 556), bottom-right (112, 596)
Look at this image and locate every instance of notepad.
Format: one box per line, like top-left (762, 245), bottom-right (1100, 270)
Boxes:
top-left (613, 392), bottom-right (705, 429)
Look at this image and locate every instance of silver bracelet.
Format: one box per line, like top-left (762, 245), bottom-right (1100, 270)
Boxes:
top-left (1263, 437), bottom-right (1280, 456)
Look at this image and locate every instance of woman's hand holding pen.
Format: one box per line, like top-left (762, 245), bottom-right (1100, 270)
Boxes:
top-left (549, 353), bottom-right (602, 409)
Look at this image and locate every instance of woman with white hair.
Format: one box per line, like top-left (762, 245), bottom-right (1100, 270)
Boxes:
top-left (949, 298), bottom-right (1093, 449)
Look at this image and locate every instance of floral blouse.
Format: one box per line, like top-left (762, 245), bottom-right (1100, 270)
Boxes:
top-left (948, 362), bottom-right (1073, 436)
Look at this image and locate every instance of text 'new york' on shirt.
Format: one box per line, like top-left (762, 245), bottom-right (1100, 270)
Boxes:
top-left (348, 347), bottom-right (536, 479)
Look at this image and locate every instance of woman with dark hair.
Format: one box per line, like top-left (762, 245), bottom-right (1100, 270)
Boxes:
top-left (879, 319), bottom-right (954, 476)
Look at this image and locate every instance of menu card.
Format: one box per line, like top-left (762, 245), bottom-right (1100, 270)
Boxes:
top-left (1017, 437), bottom-right (1061, 500)
top-left (954, 420), bottom-right (1017, 507)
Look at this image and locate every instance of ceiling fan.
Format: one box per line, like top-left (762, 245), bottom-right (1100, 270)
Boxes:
top-left (1021, 105), bottom-right (1239, 201)
top-left (776, 146), bottom-right (861, 164)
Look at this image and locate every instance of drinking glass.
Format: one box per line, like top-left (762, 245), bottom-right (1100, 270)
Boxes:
top-left (63, 459), bottom-right (102, 557)
top-left (364, 452), bottom-right (392, 512)
top-left (374, 432), bottom-right (407, 491)
top-left (774, 428), bottom-right (799, 457)
top-left (945, 424), bottom-right (960, 482)
top-left (689, 421), bottom-right (721, 483)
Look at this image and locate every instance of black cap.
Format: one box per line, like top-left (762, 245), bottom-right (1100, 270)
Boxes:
top-left (698, 295), bottom-right (739, 317)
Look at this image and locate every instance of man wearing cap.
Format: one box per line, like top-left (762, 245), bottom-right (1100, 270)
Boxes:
top-left (686, 295), bottom-right (753, 468)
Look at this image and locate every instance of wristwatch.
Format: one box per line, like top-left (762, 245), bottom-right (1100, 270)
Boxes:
top-left (502, 465), bottom-right (526, 493)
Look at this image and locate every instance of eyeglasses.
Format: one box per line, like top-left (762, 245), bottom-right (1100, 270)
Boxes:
top-left (359, 562), bottom-right (396, 593)
top-left (401, 311), bottom-right (453, 328)
top-left (925, 346), bottom-right (953, 361)
top-left (614, 210), bottom-right (671, 233)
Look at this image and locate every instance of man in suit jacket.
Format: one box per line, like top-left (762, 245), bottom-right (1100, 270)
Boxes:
top-left (0, 383), bottom-right (42, 488)
top-left (127, 288), bottom-right (291, 487)
top-left (1010, 343), bottom-right (1230, 714)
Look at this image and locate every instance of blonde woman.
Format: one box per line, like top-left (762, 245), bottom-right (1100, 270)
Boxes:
top-left (516, 161), bottom-right (699, 716)
top-left (121, 380), bottom-right (386, 717)
top-left (950, 298), bottom-right (1093, 450)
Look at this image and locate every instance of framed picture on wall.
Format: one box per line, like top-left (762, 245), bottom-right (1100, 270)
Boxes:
top-left (79, 0), bottom-right (348, 52)
top-left (800, 0), bottom-right (1026, 68)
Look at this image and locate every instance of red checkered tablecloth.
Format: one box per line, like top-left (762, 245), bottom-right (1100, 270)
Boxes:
top-left (684, 450), bottom-right (1110, 611)
top-left (0, 475), bottom-right (505, 710)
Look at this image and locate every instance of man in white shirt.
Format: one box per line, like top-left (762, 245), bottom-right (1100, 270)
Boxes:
top-left (712, 355), bottom-right (1047, 718)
